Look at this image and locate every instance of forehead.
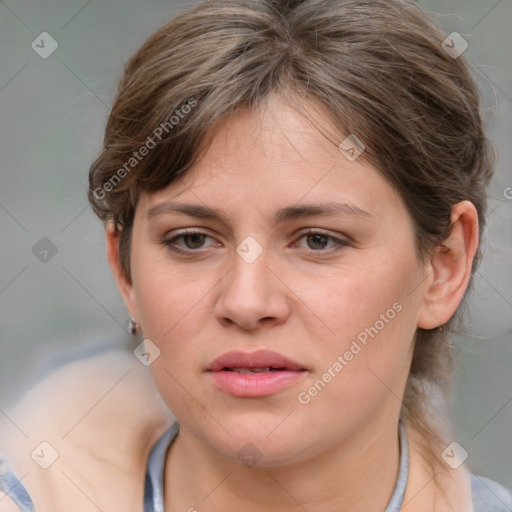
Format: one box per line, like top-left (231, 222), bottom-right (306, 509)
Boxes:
top-left (137, 95), bottom-right (405, 223)
top-left (196, 95), bottom-right (346, 172)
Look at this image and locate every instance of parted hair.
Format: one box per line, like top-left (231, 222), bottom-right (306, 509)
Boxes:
top-left (88, 0), bottom-right (496, 473)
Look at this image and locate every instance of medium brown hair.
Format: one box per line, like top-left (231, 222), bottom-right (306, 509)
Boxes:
top-left (88, 0), bottom-right (495, 475)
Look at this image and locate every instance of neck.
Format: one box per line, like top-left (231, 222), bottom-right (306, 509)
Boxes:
top-left (164, 418), bottom-right (402, 512)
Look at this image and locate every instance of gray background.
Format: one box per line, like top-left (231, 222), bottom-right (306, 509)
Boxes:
top-left (1, 0), bottom-right (511, 487)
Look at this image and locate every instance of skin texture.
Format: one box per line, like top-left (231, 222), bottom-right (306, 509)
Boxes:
top-left (0, 94), bottom-right (478, 512)
top-left (107, 94), bottom-right (479, 511)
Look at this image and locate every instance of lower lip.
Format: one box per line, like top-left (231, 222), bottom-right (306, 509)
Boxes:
top-left (208, 370), bottom-right (307, 397)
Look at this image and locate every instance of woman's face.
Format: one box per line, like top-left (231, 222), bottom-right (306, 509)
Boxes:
top-left (124, 95), bottom-right (432, 465)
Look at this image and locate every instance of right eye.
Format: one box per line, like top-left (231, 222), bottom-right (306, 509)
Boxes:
top-left (161, 230), bottom-right (220, 254)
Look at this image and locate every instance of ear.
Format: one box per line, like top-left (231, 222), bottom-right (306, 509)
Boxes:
top-left (106, 222), bottom-right (138, 322)
top-left (417, 200), bottom-right (479, 329)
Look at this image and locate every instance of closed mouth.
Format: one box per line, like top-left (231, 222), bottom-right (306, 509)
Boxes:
top-left (221, 367), bottom-right (293, 374)
top-left (206, 349), bottom-right (307, 376)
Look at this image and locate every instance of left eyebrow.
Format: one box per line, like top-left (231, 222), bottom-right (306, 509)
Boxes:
top-left (146, 201), bottom-right (373, 223)
top-left (273, 202), bottom-right (373, 223)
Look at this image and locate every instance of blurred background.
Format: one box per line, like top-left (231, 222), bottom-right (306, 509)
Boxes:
top-left (1, 0), bottom-right (511, 488)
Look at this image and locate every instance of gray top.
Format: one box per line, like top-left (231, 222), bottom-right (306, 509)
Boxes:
top-left (1, 421), bottom-right (511, 511)
top-left (142, 421), bottom-right (512, 512)
top-left (144, 422), bottom-right (411, 512)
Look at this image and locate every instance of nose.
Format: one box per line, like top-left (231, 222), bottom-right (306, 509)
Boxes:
top-left (214, 245), bottom-right (290, 332)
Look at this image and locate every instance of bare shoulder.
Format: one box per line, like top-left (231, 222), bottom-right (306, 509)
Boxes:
top-left (0, 497), bottom-right (21, 512)
top-left (0, 348), bottom-right (174, 512)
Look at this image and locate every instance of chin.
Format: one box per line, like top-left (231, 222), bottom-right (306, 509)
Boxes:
top-left (206, 414), bottom-right (313, 467)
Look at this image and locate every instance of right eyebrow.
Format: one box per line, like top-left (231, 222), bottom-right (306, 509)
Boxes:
top-left (147, 202), bottom-right (226, 221)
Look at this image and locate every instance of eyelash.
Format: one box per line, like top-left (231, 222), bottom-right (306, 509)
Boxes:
top-left (161, 229), bottom-right (350, 255)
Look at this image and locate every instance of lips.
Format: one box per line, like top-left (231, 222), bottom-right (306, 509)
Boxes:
top-left (206, 350), bottom-right (308, 397)
top-left (206, 349), bottom-right (306, 373)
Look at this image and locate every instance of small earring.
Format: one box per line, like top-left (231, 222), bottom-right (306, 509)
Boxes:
top-left (129, 317), bottom-right (138, 335)
top-left (439, 324), bottom-right (444, 333)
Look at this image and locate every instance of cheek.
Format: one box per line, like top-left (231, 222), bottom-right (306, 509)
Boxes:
top-left (310, 257), bottom-right (417, 345)
top-left (131, 248), bottom-right (214, 344)
top-left (305, 256), bottom-right (420, 394)
top-left (131, 262), bottom-right (214, 413)
top-left (293, 287), bottom-right (415, 441)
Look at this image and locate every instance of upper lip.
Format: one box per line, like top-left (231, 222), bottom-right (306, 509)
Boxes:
top-left (206, 349), bottom-right (306, 372)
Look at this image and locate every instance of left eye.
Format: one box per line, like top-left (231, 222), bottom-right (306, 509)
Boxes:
top-left (294, 231), bottom-right (348, 251)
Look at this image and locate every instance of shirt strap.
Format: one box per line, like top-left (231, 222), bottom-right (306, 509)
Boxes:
top-left (143, 421), bottom-right (409, 512)
top-left (383, 421), bottom-right (410, 512)
top-left (144, 421), bottom-right (180, 512)
top-left (0, 456), bottom-right (36, 512)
